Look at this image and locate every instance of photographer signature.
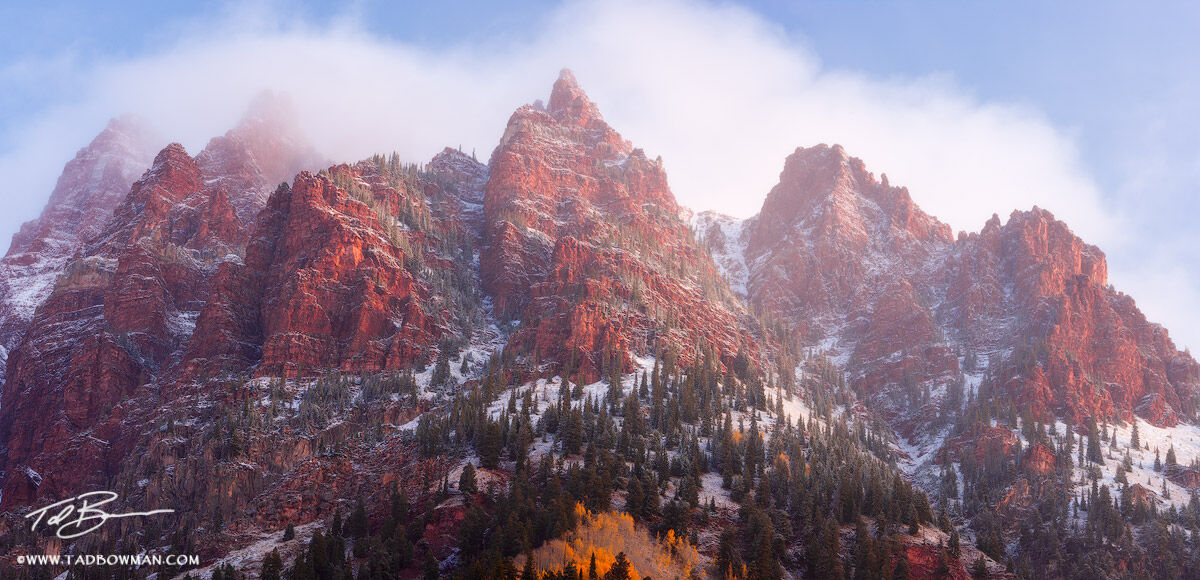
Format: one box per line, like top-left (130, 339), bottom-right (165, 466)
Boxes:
top-left (25, 491), bottom-right (174, 539)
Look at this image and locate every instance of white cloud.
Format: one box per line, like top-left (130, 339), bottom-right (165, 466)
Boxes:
top-left (8, 0), bottom-right (1193, 348)
top-left (0, 0), bottom-right (1114, 234)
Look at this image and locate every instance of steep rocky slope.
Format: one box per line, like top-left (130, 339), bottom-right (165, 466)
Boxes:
top-left (0, 101), bottom-right (325, 509)
top-left (1, 142), bottom-right (246, 506)
top-left (1, 73), bottom-right (1196, 579)
top-left (484, 70), bottom-right (762, 380)
top-left (0, 117), bottom-right (159, 383)
top-left (698, 143), bottom-right (1199, 429)
top-left (186, 154), bottom-right (483, 379)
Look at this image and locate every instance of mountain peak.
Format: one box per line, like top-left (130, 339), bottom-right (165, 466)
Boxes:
top-left (98, 114), bottom-right (159, 147)
top-left (787, 143), bottom-right (852, 171)
top-left (749, 142), bottom-right (952, 265)
top-left (547, 68), bottom-right (602, 124)
top-left (138, 143), bottom-right (202, 200)
top-left (151, 142), bottom-right (196, 172)
top-left (756, 143), bottom-right (858, 223)
top-left (236, 90), bottom-right (300, 133)
top-left (196, 91), bottom-right (324, 218)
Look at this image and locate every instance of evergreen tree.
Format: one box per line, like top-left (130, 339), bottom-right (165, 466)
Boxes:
top-left (716, 529), bottom-right (742, 580)
top-left (262, 549), bottom-right (283, 580)
top-left (1087, 417), bottom-right (1102, 464)
top-left (481, 421), bottom-right (504, 468)
top-left (460, 462), bottom-right (478, 496)
top-left (309, 531), bottom-right (331, 580)
top-left (348, 499), bottom-right (369, 538)
top-left (290, 543), bottom-right (313, 580)
top-left (808, 517), bottom-right (844, 580)
top-left (522, 554), bottom-right (537, 580)
top-left (971, 557), bottom-right (988, 578)
top-left (606, 552), bottom-right (632, 580)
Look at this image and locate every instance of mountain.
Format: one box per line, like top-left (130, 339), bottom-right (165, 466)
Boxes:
top-left (699, 143), bottom-right (1200, 577)
top-left (0, 72), bottom-right (1198, 580)
top-left (0, 116), bottom-right (159, 383)
top-left (699, 143), bottom-right (1198, 429)
top-left (0, 102), bottom-right (324, 509)
top-left (196, 91), bottom-right (326, 221)
top-left (483, 70), bottom-right (762, 381)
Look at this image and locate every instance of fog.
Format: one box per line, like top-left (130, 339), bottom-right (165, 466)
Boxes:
top-left (5, 0), bottom-right (1193, 348)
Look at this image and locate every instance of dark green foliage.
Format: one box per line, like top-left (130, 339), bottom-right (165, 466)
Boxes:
top-left (460, 462), bottom-right (478, 496)
top-left (971, 556), bottom-right (988, 578)
top-left (605, 552), bottom-right (632, 580)
top-left (262, 549), bottom-right (283, 580)
top-left (347, 499), bottom-right (369, 538)
top-left (1087, 417), bottom-right (1103, 464)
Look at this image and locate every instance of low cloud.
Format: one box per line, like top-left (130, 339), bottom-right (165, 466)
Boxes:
top-left (0, 0), bottom-right (1113, 233)
top-left (7, 0), bottom-right (1190, 346)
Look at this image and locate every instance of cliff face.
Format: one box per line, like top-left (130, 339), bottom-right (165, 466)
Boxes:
top-left (484, 70), bottom-right (761, 380)
top-left (0, 142), bottom-right (237, 506)
top-left (187, 156), bottom-right (482, 379)
top-left (943, 207), bottom-right (1198, 426)
top-left (702, 144), bottom-right (1198, 428)
top-left (0, 117), bottom-right (159, 381)
top-left (0, 101), bottom-right (325, 508)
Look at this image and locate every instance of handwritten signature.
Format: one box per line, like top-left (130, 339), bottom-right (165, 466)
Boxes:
top-left (25, 491), bottom-right (174, 539)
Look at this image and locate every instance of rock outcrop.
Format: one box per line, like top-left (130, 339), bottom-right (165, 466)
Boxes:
top-left (0, 117), bottom-right (158, 382)
top-left (703, 144), bottom-right (1199, 427)
top-left (187, 158), bottom-right (479, 378)
top-left (483, 70), bottom-right (761, 379)
top-left (0, 98), bottom-right (325, 508)
top-left (0, 142), bottom-right (234, 506)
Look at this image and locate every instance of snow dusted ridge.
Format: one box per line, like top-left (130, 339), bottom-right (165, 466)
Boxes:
top-left (692, 211), bottom-right (751, 298)
top-left (171, 521), bottom-right (325, 580)
top-left (0, 116), bottom-right (158, 374)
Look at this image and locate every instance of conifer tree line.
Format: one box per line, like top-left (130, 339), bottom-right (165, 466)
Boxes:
top-left (29, 152), bottom-right (1200, 580)
top-left (177, 345), bottom-right (954, 580)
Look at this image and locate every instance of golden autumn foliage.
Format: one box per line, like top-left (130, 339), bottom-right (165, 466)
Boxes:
top-left (515, 503), bottom-right (701, 579)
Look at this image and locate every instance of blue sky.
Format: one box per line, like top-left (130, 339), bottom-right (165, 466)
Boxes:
top-left (1, 0), bottom-right (1198, 349)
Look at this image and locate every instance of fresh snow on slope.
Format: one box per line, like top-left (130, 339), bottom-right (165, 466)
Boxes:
top-left (692, 211), bottom-right (750, 298)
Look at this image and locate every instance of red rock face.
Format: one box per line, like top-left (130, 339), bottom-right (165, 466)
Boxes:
top-left (1164, 465), bottom-right (1200, 490)
top-left (188, 159), bottom-right (475, 378)
top-left (744, 144), bottom-right (953, 326)
top-left (0, 142), bottom-right (240, 508)
top-left (898, 542), bottom-right (971, 580)
top-left (1129, 483), bottom-right (1162, 509)
top-left (483, 70), bottom-right (760, 379)
top-left (729, 145), bottom-right (959, 408)
top-left (0, 117), bottom-right (158, 380)
top-left (0, 98), bottom-right (327, 508)
top-left (946, 208), bottom-right (1198, 426)
top-left (723, 144), bottom-right (1198, 427)
top-left (938, 426), bottom-right (1020, 466)
top-left (1021, 442), bottom-right (1056, 478)
top-left (195, 91), bottom-right (325, 222)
